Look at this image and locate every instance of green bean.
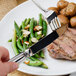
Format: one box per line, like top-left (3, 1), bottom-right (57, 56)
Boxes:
top-left (34, 53), bottom-right (40, 58)
top-left (29, 56), bottom-right (48, 69)
top-left (43, 20), bottom-right (47, 36)
top-left (24, 18), bottom-right (27, 23)
top-left (29, 56), bottom-right (40, 61)
top-left (14, 21), bottom-right (20, 32)
top-left (23, 37), bottom-right (27, 42)
top-left (23, 38), bottom-right (28, 52)
top-left (23, 37), bottom-right (28, 51)
top-left (39, 13), bottom-right (43, 26)
top-left (40, 63), bottom-right (48, 69)
top-left (21, 18), bottom-right (31, 43)
top-left (23, 36), bottom-right (27, 42)
top-left (34, 20), bottom-right (37, 26)
top-left (14, 21), bottom-right (21, 37)
top-left (18, 49), bottom-right (21, 53)
top-left (22, 19), bottom-right (27, 29)
top-left (19, 25), bottom-right (22, 30)
top-left (12, 30), bottom-right (19, 55)
top-left (38, 13), bottom-right (43, 37)
top-left (25, 18), bottom-right (31, 25)
top-left (29, 18), bottom-right (34, 38)
top-left (22, 21), bottom-right (25, 29)
top-left (35, 31), bottom-right (42, 40)
top-left (35, 32), bottom-right (42, 40)
top-left (8, 39), bottom-right (12, 42)
top-left (23, 43), bottom-right (28, 51)
top-left (23, 43), bottom-right (25, 52)
top-left (17, 38), bottom-right (23, 51)
top-left (34, 20), bottom-right (38, 38)
top-left (22, 18), bottom-right (31, 43)
top-left (29, 37), bottom-right (32, 45)
top-left (23, 34), bottom-right (28, 43)
top-left (35, 14), bottom-right (43, 40)
top-left (35, 32), bottom-right (37, 37)
top-left (36, 34), bottom-right (42, 40)
top-left (39, 50), bottom-right (45, 58)
top-left (25, 59), bottom-right (43, 66)
top-left (23, 38), bottom-right (28, 51)
top-left (20, 34), bottom-right (23, 40)
top-left (29, 57), bottom-right (48, 69)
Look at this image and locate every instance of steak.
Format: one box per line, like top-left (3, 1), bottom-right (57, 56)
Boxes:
top-left (47, 28), bottom-right (76, 60)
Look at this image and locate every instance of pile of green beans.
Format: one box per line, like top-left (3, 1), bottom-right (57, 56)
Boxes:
top-left (8, 13), bottom-right (48, 69)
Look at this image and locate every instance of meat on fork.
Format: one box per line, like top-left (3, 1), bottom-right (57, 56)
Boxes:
top-left (47, 28), bottom-right (76, 60)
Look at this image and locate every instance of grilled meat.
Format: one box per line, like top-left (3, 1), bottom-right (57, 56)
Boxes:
top-left (47, 28), bottom-right (76, 60)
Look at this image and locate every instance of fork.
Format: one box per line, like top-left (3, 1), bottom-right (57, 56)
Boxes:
top-left (32, 0), bottom-right (61, 31)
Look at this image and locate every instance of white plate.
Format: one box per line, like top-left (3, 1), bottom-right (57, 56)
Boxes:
top-left (0, 0), bottom-right (76, 75)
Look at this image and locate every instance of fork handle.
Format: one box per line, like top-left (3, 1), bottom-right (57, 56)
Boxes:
top-left (32, 0), bottom-right (48, 12)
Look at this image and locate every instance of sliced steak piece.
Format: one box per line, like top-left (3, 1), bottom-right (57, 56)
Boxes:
top-left (47, 43), bottom-right (74, 60)
top-left (59, 36), bottom-right (76, 52)
top-left (54, 39), bottom-right (75, 58)
top-left (68, 28), bottom-right (76, 35)
top-left (47, 28), bottom-right (76, 60)
top-left (64, 30), bottom-right (76, 42)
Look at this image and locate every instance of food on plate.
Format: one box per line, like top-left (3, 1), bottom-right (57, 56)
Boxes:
top-left (48, 0), bottom-right (76, 28)
top-left (66, 3), bottom-right (76, 16)
top-left (8, 39), bottom-right (12, 42)
top-left (48, 7), bottom-right (59, 14)
top-left (58, 15), bottom-right (69, 26)
top-left (12, 29), bottom-right (19, 55)
top-left (8, 0), bottom-right (76, 69)
top-left (47, 28), bottom-right (76, 60)
top-left (70, 16), bottom-right (76, 27)
top-left (68, 28), bottom-right (76, 35)
top-left (24, 57), bottom-right (48, 69)
top-left (60, 8), bottom-right (67, 16)
top-left (57, 0), bottom-right (69, 10)
top-left (60, 3), bottom-right (76, 16)
top-left (8, 13), bottom-right (48, 69)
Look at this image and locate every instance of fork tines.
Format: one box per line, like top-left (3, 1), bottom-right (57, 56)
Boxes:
top-left (50, 17), bottom-right (61, 31)
top-left (46, 11), bottom-right (61, 31)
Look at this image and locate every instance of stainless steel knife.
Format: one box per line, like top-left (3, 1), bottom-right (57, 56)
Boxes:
top-left (9, 25), bottom-right (67, 63)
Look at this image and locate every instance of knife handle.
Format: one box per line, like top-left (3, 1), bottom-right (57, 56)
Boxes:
top-left (9, 49), bottom-right (31, 63)
top-left (9, 52), bottom-right (25, 63)
top-left (30, 31), bottom-right (59, 54)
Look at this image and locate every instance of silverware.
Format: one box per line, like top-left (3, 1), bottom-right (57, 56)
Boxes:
top-left (32, 0), bottom-right (49, 12)
top-left (9, 0), bottom-right (67, 63)
top-left (32, 0), bottom-right (61, 30)
top-left (9, 20), bottom-right (67, 63)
